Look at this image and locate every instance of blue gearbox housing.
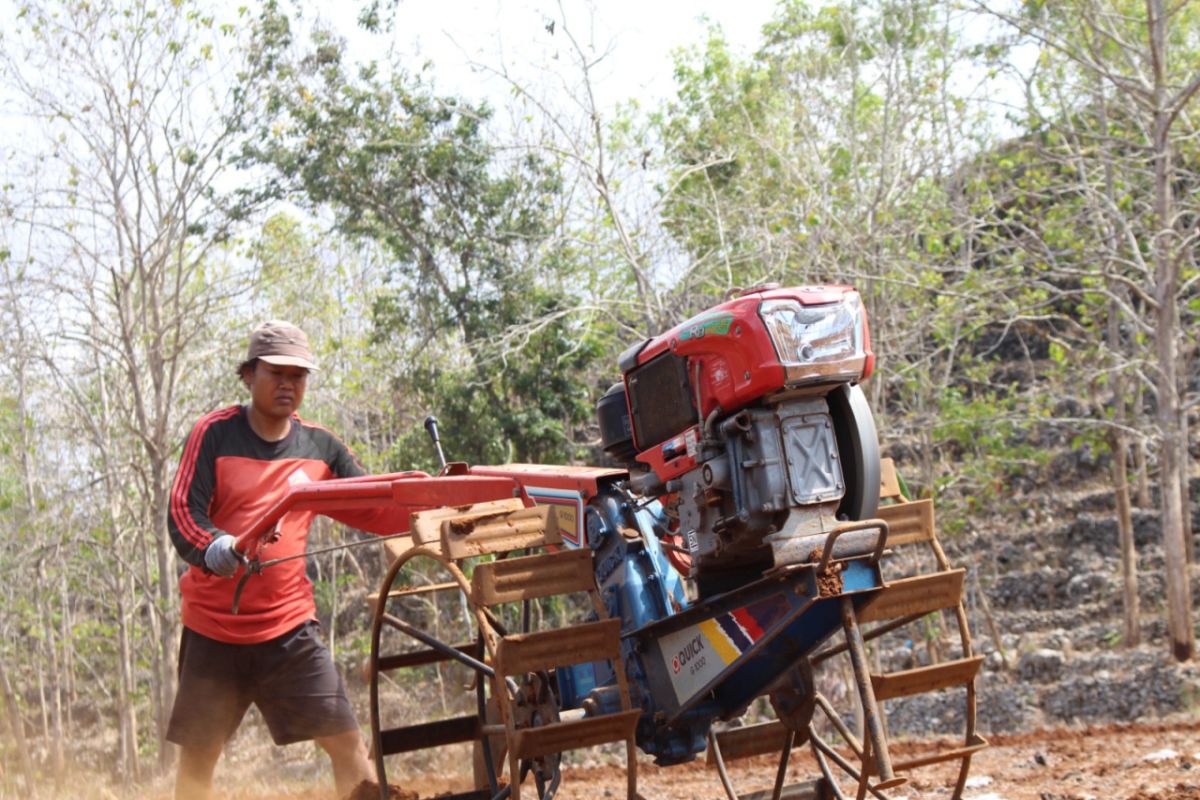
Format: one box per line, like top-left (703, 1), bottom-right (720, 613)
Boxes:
top-left (552, 485), bottom-right (712, 764)
top-left (548, 479), bottom-right (887, 768)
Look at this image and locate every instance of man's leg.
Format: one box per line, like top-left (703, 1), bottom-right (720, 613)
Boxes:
top-left (175, 741), bottom-right (224, 800)
top-left (168, 627), bottom-right (249, 800)
top-left (254, 623), bottom-right (374, 798)
top-left (315, 728), bottom-right (374, 799)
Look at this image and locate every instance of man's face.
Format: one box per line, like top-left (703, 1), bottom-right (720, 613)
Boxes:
top-left (245, 362), bottom-right (308, 419)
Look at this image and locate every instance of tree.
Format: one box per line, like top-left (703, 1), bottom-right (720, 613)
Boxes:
top-left (0, 0), bottom-right (271, 775)
top-left (0, 240), bottom-right (46, 796)
top-left (980, 0), bottom-right (1200, 661)
top-left (241, 5), bottom-right (603, 466)
top-left (656, 0), bottom-right (1061, 500)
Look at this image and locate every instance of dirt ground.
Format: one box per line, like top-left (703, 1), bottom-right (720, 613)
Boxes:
top-left (113, 716), bottom-right (1199, 800)
top-left (553, 717), bottom-right (1200, 800)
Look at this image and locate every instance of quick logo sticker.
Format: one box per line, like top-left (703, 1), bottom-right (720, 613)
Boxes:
top-left (659, 593), bottom-right (790, 704)
top-left (670, 634), bottom-right (704, 675)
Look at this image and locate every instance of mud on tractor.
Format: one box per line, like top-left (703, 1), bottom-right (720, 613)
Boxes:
top-left (235, 285), bottom-right (985, 800)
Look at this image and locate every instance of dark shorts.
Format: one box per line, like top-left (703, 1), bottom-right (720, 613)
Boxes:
top-left (166, 621), bottom-right (359, 748)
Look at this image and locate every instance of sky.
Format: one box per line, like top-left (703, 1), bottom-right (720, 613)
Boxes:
top-left (314, 0), bottom-right (781, 113)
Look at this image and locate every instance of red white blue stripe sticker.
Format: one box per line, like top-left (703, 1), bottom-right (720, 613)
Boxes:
top-left (659, 593), bottom-right (791, 704)
top-left (524, 486), bottom-right (584, 546)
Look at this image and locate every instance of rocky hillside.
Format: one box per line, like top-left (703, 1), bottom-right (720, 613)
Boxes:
top-left (883, 475), bottom-right (1200, 737)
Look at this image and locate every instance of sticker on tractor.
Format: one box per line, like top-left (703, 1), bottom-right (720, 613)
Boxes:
top-left (658, 593), bottom-right (792, 704)
top-left (678, 313), bottom-right (734, 341)
top-left (524, 486), bottom-right (584, 546)
top-left (554, 504), bottom-right (578, 542)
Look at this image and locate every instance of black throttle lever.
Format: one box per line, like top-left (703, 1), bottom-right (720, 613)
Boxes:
top-left (424, 414), bottom-right (447, 472)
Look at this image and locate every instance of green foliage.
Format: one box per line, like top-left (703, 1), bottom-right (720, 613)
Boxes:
top-left (377, 283), bottom-right (605, 469)
top-left (0, 396), bottom-right (25, 514)
top-left (933, 383), bottom-right (1052, 500)
top-left (240, 5), bottom-right (602, 465)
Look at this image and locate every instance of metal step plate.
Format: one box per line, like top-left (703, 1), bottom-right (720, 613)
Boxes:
top-left (511, 709), bottom-right (640, 759)
top-left (378, 714), bottom-right (479, 755)
top-left (471, 548), bottom-right (595, 605)
top-left (443, 505), bottom-right (560, 558)
top-left (496, 618), bottom-right (622, 675)
top-left (857, 569), bottom-right (965, 623)
top-left (871, 656), bottom-right (984, 701)
top-left (706, 720), bottom-right (791, 764)
top-left (875, 499), bottom-right (935, 546)
top-left (879, 457), bottom-right (903, 502)
top-left (409, 499), bottom-right (526, 547)
top-left (876, 733), bottom-right (989, 774)
top-left (372, 640), bottom-right (481, 675)
top-left (738, 780), bottom-right (826, 800)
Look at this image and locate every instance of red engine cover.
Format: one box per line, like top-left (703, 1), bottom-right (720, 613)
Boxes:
top-left (626, 285), bottom-right (873, 478)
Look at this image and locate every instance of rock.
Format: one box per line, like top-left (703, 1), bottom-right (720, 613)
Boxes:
top-left (1065, 572), bottom-right (1108, 603)
top-left (1049, 442), bottom-right (1107, 479)
top-left (1043, 631), bottom-right (1075, 659)
top-left (975, 682), bottom-right (1037, 734)
top-left (1042, 660), bottom-right (1190, 722)
top-left (989, 566), bottom-right (1070, 610)
top-left (1018, 649), bottom-right (1066, 683)
top-left (1132, 509), bottom-right (1160, 547)
top-left (994, 540), bottom-right (1026, 568)
top-left (1062, 509), bottom-right (1160, 553)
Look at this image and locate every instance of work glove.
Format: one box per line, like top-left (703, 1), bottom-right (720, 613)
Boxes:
top-left (204, 534), bottom-right (244, 577)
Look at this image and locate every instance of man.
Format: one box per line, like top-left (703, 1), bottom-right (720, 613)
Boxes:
top-left (167, 321), bottom-right (382, 800)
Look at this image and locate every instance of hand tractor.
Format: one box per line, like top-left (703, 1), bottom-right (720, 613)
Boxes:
top-left (234, 285), bottom-right (985, 800)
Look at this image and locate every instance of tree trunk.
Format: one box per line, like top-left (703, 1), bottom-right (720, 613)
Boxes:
top-left (36, 655), bottom-right (47, 741)
top-left (1155, 384), bottom-right (1190, 661)
top-left (155, 502), bottom-right (178, 774)
top-left (0, 658), bottom-right (36, 798)
top-left (145, 468), bottom-right (176, 774)
top-left (1147, 3), bottom-right (1193, 658)
top-left (1134, 421), bottom-right (1152, 508)
top-left (973, 572), bottom-right (1008, 670)
top-left (1112, 430), bottom-right (1140, 647)
top-left (116, 585), bottom-right (141, 784)
top-left (41, 578), bottom-right (65, 786)
top-left (138, 531), bottom-right (166, 775)
top-left (60, 571), bottom-right (74, 729)
top-left (1181, 414), bottom-right (1194, 564)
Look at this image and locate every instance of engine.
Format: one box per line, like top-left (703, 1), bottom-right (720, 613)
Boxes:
top-left (596, 285), bottom-right (880, 597)
top-left (474, 285), bottom-right (886, 763)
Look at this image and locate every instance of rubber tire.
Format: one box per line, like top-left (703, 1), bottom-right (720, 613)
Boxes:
top-left (829, 384), bottom-right (880, 521)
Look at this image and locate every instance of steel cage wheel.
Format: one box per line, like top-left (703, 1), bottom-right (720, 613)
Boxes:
top-left (802, 579), bottom-right (983, 800)
top-left (368, 545), bottom-right (499, 799)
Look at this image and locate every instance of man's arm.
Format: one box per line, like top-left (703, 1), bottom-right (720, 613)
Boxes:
top-left (168, 411), bottom-right (235, 568)
top-left (316, 425), bottom-right (412, 535)
top-left (330, 435), bottom-right (367, 480)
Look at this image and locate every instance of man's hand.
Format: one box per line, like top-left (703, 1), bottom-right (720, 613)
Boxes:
top-left (205, 534), bottom-right (244, 577)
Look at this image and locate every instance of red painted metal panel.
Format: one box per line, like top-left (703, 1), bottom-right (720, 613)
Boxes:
top-left (469, 463), bottom-right (625, 499)
top-left (232, 472), bottom-right (528, 559)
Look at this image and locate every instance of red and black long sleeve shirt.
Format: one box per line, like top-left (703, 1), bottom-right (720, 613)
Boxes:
top-left (168, 405), bottom-right (382, 644)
